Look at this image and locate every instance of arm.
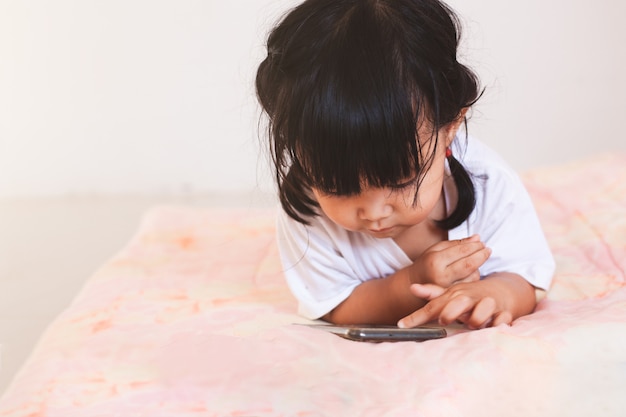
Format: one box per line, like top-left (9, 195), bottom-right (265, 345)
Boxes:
top-left (397, 272), bottom-right (537, 329)
top-left (324, 237), bottom-right (491, 325)
top-left (323, 267), bottom-right (424, 325)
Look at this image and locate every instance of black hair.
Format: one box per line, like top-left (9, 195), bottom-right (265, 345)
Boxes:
top-left (256, 0), bottom-right (481, 228)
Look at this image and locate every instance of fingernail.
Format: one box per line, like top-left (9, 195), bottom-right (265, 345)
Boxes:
top-left (397, 320), bottom-right (406, 329)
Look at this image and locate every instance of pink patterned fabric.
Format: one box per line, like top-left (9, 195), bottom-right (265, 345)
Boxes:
top-left (1, 154), bottom-right (625, 416)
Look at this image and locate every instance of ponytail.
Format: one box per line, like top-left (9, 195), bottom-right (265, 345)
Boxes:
top-left (436, 147), bottom-right (476, 230)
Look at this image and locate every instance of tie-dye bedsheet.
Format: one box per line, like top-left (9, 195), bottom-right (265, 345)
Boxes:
top-left (1, 154), bottom-right (626, 416)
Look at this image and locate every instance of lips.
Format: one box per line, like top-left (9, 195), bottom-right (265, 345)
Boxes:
top-left (368, 227), bottom-right (394, 234)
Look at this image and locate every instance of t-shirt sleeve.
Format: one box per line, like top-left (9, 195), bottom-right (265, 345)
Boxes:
top-left (275, 210), bottom-right (363, 319)
top-left (453, 164), bottom-right (555, 290)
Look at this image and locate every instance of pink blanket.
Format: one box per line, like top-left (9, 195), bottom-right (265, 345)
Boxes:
top-left (1, 154), bottom-right (626, 416)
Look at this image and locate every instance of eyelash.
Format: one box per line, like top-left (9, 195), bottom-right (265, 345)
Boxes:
top-left (389, 179), bottom-right (417, 191)
top-left (318, 189), bottom-right (354, 198)
top-left (316, 179), bottom-right (416, 197)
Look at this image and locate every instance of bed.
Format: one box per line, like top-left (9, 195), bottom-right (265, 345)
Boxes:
top-left (1, 154), bottom-right (625, 417)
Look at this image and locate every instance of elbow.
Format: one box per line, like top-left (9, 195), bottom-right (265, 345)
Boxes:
top-left (321, 309), bottom-right (342, 324)
top-left (321, 307), bottom-right (358, 325)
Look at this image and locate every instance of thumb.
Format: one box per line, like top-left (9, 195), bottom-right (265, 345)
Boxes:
top-left (409, 283), bottom-right (446, 300)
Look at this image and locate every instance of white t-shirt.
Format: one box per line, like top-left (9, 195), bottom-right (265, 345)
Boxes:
top-left (276, 135), bottom-right (555, 319)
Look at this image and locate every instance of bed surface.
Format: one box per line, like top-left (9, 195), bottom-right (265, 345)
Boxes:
top-left (1, 154), bottom-right (625, 416)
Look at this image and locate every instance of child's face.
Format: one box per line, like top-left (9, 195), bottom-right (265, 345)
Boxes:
top-left (312, 123), bottom-right (458, 239)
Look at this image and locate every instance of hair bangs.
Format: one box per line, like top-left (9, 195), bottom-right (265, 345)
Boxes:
top-left (290, 4), bottom-right (425, 197)
top-left (257, 0), bottom-right (481, 225)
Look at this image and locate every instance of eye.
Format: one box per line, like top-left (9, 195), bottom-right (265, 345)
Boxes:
top-left (389, 178), bottom-right (417, 191)
top-left (314, 188), bottom-right (355, 199)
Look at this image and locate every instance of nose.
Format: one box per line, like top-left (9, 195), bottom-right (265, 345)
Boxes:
top-left (357, 190), bottom-right (393, 222)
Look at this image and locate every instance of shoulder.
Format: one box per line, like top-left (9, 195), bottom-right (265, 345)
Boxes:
top-left (452, 134), bottom-right (519, 184)
top-left (276, 205), bottom-right (402, 259)
top-left (276, 205), bottom-right (350, 249)
top-left (275, 206), bottom-right (369, 274)
top-left (275, 207), bottom-right (409, 319)
top-left (449, 133), bottom-right (538, 243)
top-left (452, 135), bottom-right (527, 211)
top-left (449, 134), bottom-right (555, 289)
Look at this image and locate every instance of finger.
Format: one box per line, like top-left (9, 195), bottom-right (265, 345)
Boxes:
top-left (466, 297), bottom-right (497, 329)
top-left (492, 311), bottom-right (513, 327)
top-left (421, 241), bottom-right (487, 285)
top-left (439, 240), bottom-right (485, 258)
top-left (427, 234), bottom-right (481, 252)
top-left (457, 234), bottom-right (480, 244)
top-left (448, 247), bottom-right (491, 278)
top-left (409, 283), bottom-right (446, 300)
top-left (438, 295), bottom-right (475, 326)
top-left (456, 312), bottom-right (471, 324)
top-left (435, 242), bottom-right (487, 272)
top-left (454, 270), bottom-right (481, 285)
top-left (397, 299), bottom-right (445, 328)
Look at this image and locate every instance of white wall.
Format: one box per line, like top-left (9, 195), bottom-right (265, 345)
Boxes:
top-left (1, 0), bottom-right (624, 198)
top-left (449, 0), bottom-right (626, 170)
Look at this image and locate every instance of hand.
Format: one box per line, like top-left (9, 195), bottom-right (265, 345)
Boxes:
top-left (410, 235), bottom-right (491, 288)
top-left (397, 273), bottom-right (536, 330)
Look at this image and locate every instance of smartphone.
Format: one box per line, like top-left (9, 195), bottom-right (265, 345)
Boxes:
top-left (300, 324), bottom-right (446, 342)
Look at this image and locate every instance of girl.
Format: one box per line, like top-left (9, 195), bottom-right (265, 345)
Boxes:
top-left (256, 0), bottom-right (555, 329)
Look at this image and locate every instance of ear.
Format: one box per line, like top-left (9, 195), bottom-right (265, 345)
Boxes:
top-left (443, 108), bottom-right (469, 146)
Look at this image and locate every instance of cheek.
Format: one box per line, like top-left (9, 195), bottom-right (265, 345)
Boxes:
top-left (416, 176), bottom-right (446, 213)
top-left (316, 197), bottom-right (359, 229)
top-left (317, 198), bottom-right (338, 217)
top-left (399, 167), bottom-right (446, 216)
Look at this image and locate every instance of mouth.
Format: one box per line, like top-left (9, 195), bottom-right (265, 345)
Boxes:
top-left (368, 227), bottom-right (394, 235)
